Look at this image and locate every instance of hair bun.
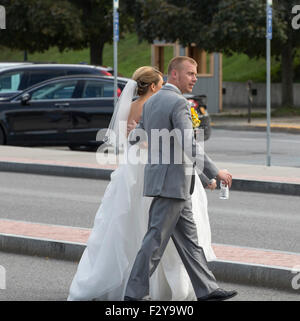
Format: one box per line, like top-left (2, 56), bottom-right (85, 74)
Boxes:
top-left (132, 66), bottom-right (163, 96)
top-left (136, 80), bottom-right (150, 96)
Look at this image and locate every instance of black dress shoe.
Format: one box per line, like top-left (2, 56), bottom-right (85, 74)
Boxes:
top-left (198, 288), bottom-right (237, 301)
top-left (124, 296), bottom-right (138, 301)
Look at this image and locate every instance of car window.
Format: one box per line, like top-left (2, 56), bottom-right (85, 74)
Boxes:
top-left (30, 81), bottom-right (78, 100)
top-left (0, 71), bottom-right (24, 93)
top-left (82, 80), bottom-right (115, 98)
top-left (27, 70), bottom-right (66, 88)
top-left (65, 69), bottom-right (96, 75)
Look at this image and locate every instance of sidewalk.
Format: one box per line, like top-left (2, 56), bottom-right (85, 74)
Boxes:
top-left (0, 144), bottom-right (299, 293)
top-left (210, 109), bottom-right (300, 134)
top-left (0, 145), bottom-right (299, 195)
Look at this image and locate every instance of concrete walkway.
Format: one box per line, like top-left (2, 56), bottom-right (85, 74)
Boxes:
top-left (0, 145), bottom-right (299, 195)
top-left (211, 112), bottom-right (300, 134)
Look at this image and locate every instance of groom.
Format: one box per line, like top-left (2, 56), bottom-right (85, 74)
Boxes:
top-left (124, 56), bottom-right (237, 301)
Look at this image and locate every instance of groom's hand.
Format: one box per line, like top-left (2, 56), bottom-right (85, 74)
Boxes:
top-left (217, 169), bottom-right (232, 188)
top-left (207, 179), bottom-right (217, 191)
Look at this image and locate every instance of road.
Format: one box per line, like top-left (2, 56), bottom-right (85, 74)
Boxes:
top-left (0, 251), bottom-right (299, 301)
top-left (205, 129), bottom-right (300, 167)
top-left (0, 171), bottom-right (299, 254)
top-left (43, 129), bottom-right (300, 168)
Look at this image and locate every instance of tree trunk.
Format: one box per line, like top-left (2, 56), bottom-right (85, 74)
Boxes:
top-left (90, 39), bottom-right (105, 66)
top-left (281, 39), bottom-right (294, 107)
top-left (24, 50), bottom-right (28, 62)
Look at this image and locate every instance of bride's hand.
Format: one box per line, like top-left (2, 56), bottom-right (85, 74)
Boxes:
top-left (140, 141), bottom-right (148, 149)
top-left (127, 120), bottom-right (138, 137)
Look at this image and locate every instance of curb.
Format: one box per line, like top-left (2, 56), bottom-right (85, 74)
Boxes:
top-left (0, 161), bottom-right (299, 196)
top-left (232, 178), bottom-right (300, 196)
top-left (208, 260), bottom-right (297, 292)
top-left (0, 161), bottom-right (112, 180)
top-left (211, 124), bottom-right (300, 134)
top-left (0, 233), bottom-right (297, 293)
top-left (0, 233), bottom-right (85, 261)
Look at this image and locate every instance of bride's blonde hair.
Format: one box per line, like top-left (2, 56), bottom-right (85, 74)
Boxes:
top-left (132, 66), bottom-right (163, 96)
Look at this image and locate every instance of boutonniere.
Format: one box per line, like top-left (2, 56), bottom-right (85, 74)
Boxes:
top-left (191, 107), bottom-right (201, 129)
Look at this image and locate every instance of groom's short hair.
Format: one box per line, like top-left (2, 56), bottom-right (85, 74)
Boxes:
top-left (167, 56), bottom-right (197, 76)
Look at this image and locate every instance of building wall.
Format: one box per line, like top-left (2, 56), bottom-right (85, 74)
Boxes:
top-left (192, 53), bottom-right (222, 114)
top-left (222, 82), bottom-right (300, 109)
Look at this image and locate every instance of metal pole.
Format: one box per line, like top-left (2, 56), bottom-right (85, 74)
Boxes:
top-left (266, 0), bottom-right (272, 166)
top-left (266, 38), bottom-right (271, 166)
top-left (113, 0), bottom-right (119, 109)
top-left (247, 80), bottom-right (253, 124)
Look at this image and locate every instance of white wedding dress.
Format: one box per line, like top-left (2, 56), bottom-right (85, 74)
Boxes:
top-left (67, 160), bottom-right (216, 301)
top-left (67, 79), bottom-right (216, 301)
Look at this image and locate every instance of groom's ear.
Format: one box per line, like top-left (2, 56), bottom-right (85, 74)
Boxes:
top-left (171, 69), bottom-right (179, 81)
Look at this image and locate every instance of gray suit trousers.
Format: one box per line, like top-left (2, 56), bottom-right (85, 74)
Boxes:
top-left (124, 196), bottom-right (219, 299)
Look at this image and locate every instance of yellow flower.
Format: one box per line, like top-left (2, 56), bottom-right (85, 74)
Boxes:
top-left (191, 107), bottom-right (201, 128)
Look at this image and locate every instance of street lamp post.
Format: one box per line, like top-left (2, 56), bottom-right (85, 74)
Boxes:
top-left (113, 0), bottom-right (119, 109)
top-left (266, 0), bottom-right (272, 166)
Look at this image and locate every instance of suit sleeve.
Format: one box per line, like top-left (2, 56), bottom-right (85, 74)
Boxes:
top-left (171, 99), bottom-right (219, 180)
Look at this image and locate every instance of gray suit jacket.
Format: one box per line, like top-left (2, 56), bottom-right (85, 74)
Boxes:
top-left (132, 84), bottom-right (219, 200)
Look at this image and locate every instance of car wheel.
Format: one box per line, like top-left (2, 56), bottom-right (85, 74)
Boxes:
top-left (68, 145), bottom-right (79, 151)
top-left (0, 127), bottom-right (5, 145)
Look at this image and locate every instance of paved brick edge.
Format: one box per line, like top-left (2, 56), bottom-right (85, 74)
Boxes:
top-left (0, 161), bottom-right (299, 196)
top-left (1, 218), bottom-right (300, 268)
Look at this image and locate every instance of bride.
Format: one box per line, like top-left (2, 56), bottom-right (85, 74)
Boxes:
top-left (67, 66), bottom-right (216, 301)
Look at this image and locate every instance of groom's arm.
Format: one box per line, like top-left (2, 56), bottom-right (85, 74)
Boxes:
top-left (199, 150), bottom-right (219, 180)
top-left (171, 99), bottom-right (219, 180)
top-left (198, 171), bottom-right (210, 187)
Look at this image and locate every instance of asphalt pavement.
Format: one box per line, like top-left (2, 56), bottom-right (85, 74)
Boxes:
top-left (0, 251), bottom-right (299, 301)
top-left (0, 113), bottom-right (299, 300)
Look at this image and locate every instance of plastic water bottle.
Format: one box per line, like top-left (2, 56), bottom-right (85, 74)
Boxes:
top-left (219, 180), bottom-right (229, 200)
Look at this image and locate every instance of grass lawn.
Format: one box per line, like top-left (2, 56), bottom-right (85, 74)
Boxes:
top-left (0, 34), bottom-right (173, 78)
top-left (0, 33), bottom-right (284, 81)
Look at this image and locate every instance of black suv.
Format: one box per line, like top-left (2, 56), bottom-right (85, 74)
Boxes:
top-left (0, 63), bottom-right (113, 98)
top-left (0, 74), bottom-right (128, 148)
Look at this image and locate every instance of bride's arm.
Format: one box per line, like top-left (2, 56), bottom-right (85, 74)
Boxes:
top-left (127, 116), bottom-right (148, 149)
top-left (127, 119), bottom-right (138, 137)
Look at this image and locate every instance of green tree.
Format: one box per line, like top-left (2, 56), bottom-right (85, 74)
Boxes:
top-left (0, 0), bottom-right (84, 53)
top-left (128, 0), bottom-right (299, 107)
top-left (0, 0), bottom-right (133, 65)
top-left (70, 0), bottom-right (133, 65)
top-left (208, 0), bottom-right (298, 107)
